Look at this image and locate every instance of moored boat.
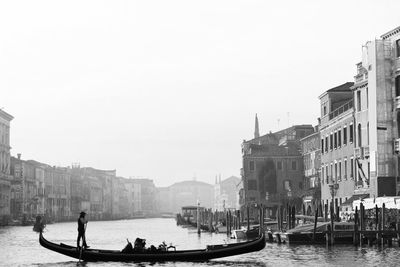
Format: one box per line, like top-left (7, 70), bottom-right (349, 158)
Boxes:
top-left (38, 231), bottom-right (266, 262)
top-left (280, 222), bottom-right (355, 244)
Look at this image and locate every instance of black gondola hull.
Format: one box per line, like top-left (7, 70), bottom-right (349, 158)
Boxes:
top-left (39, 232), bottom-right (265, 262)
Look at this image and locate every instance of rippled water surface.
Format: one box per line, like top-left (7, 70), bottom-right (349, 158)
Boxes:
top-left (1, 218), bottom-right (400, 266)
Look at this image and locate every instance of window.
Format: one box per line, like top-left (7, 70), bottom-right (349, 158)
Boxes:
top-left (330, 134), bottom-right (333, 150)
top-left (338, 161), bottom-right (342, 181)
top-left (321, 165), bottom-right (325, 185)
top-left (330, 163), bottom-right (333, 183)
top-left (326, 165), bottom-right (329, 184)
top-left (323, 105), bottom-right (327, 116)
top-left (334, 132), bottom-right (337, 149)
top-left (334, 162), bottom-right (337, 181)
top-left (249, 161), bottom-right (255, 171)
top-left (349, 124), bottom-right (354, 143)
top-left (357, 90), bottom-right (361, 111)
top-left (338, 130), bottom-right (341, 147)
top-left (343, 126), bottom-right (347, 145)
top-left (321, 139), bottom-right (324, 154)
top-left (248, 180), bottom-right (257, 190)
top-left (397, 39), bottom-right (400, 57)
top-left (277, 161), bottom-right (282, 170)
top-left (284, 180), bottom-right (292, 191)
top-left (325, 136), bottom-right (329, 152)
top-left (350, 158), bottom-right (354, 179)
top-left (299, 182), bottom-right (303, 190)
top-left (291, 160), bottom-right (297, 170)
top-left (396, 76), bottom-right (400, 97)
top-left (344, 159), bottom-right (347, 180)
top-left (358, 124), bottom-right (362, 147)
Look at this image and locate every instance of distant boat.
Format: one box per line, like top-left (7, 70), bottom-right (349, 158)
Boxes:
top-left (38, 231), bottom-right (266, 262)
top-left (280, 222), bottom-right (355, 244)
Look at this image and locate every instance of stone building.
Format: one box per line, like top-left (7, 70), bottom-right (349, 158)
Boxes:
top-left (123, 179), bottom-right (142, 217)
top-left (214, 175), bottom-right (241, 211)
top-left (44, 165), bottom-right (71, 222)
top-left (240, 115), bottom-right (314, 217)
top-left (353, 26), bottom-right (400, 197)
top-left (0, 109), bottom-right (13, 225)
top-left (319, 82), bottom-right (357, 213)
top-left (167, 180), bottom-right (213, 214)
top-left (300, 128), bottom-right (321, 215)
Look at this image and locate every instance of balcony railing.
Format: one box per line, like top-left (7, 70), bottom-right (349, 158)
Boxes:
top-left (355, 147), bottom-right (363, 159)
top-left (329, 100), bottom-right (353, 120)
top-left (364, 147), bottom-right (370, 158)
top-left (395, 96), bottom-right (400, 110)
top-left (395, 138), bottom-right (400, 154)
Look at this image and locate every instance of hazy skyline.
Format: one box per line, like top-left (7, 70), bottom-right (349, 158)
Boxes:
top-left (1, 1), bottom-right (400, 186)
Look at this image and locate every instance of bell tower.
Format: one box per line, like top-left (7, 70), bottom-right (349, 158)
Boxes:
top-left (254, 113), bottom-right (260, 139)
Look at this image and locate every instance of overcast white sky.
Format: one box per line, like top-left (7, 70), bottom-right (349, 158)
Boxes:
top-left (1, 1), bottom-right (399, 187)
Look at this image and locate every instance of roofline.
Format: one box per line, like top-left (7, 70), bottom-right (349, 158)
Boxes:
top-left (318, 82), bottom-right (354, 99)
top-left (299, 131), bottom-right (319, 142)
top-left (0, 109), bottom-right (14, 121)
top-left (380, 26), bottom-right (400, 40)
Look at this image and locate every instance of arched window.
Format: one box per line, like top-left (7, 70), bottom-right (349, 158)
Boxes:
top-left (396, 76), bottom-right (400, 97)
top-left (358, 124), bottom-right (362, 147)
top-left (397, 112), bottom-right (400, 137)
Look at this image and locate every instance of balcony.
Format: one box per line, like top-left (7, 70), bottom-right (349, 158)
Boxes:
top-left (395, 96), bottom-right (400, 110)
top-left (395, 138), bottom-right (400, 154)
top-left (355, 147), bottom-right (363, 159)
top-left (364, 147), bottom-right (370, 158)
top-left (328, 100), bottom-right (353, 120)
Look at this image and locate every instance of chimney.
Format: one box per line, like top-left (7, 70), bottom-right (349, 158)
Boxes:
top-left (17, 153), bottom-right (21, 160)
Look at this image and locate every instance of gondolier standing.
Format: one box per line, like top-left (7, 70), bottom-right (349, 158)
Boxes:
top-left (77, 211), bottom-right (89, 249)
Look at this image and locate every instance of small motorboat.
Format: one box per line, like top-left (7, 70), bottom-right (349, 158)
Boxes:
top-left (38, 231), bottom-right (265, 262)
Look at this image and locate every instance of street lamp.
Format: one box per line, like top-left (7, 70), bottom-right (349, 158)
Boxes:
top-left (328, 183), bottom-right (339, 217)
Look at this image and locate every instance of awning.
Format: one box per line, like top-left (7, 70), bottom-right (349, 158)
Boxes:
top-left (340, 194), bottom-right (369, 207)
top-left (353, 196), bottom-right (400, 210)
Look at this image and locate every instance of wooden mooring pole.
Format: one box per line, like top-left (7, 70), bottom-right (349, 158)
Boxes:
top-left (330, 204), bottom-right (334, 246)
top-left (247, 205), bottom-right (250, 231)
top-left (313, 205), bottom-right (318, 242)
top-left (353, 206), bottom-right (359, 246)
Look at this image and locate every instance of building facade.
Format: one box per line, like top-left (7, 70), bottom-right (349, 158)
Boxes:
top-left (214, 175), bottom-right (241, 211)
top-left (355, 26), bottom-right (400, 197)
top-left (240, 117), bottom-right (314, 217)
top-left (300, 129), bottom-right (321, 215)
top-left (0, 109), bottom-right (13, 225)
top-left (319, 82), bottom-right (357, 214)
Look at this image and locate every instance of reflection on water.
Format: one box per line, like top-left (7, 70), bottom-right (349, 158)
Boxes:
top-left (1, 218), bottom-right (400, 266)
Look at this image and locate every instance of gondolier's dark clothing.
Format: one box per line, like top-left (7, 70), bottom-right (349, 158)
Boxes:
top-left (77, 217), bottom-right (88, 248)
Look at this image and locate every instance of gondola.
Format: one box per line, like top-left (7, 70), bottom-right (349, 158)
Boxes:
top-left (39, 231), bottom-right (265, 262)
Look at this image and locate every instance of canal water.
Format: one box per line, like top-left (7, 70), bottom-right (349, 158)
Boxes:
top-left (1, 218), bottom-right (400, 266)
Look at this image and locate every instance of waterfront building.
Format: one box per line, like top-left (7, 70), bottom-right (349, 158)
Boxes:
top-left (0, 109), bottom-right (13, 225)
top-left (168, 180), bottom-right (213, 213)
top-left (319, 82), bottom-right (356, 214)
top-left (351, 26), bottom-right (400, 197)
top-left (43, 165), bottom-right (71, 222)
top-left (124, 179), bottom-right (142, 217)
top-left (240, 117), bottom-right (314, 218)
top-left (214, 175), bottom-right (241, 211)
top-left (157, 186), bottom-right (171, 214)
top-left (70, 166), bottom-right (116, 220)
top-left (300, 128), bottom-right (321, 215)
top-left (134, 179), bottom-right (157, 216)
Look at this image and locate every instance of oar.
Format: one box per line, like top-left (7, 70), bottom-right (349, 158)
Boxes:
top-left (78, 223), bottom-right (87, 263)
